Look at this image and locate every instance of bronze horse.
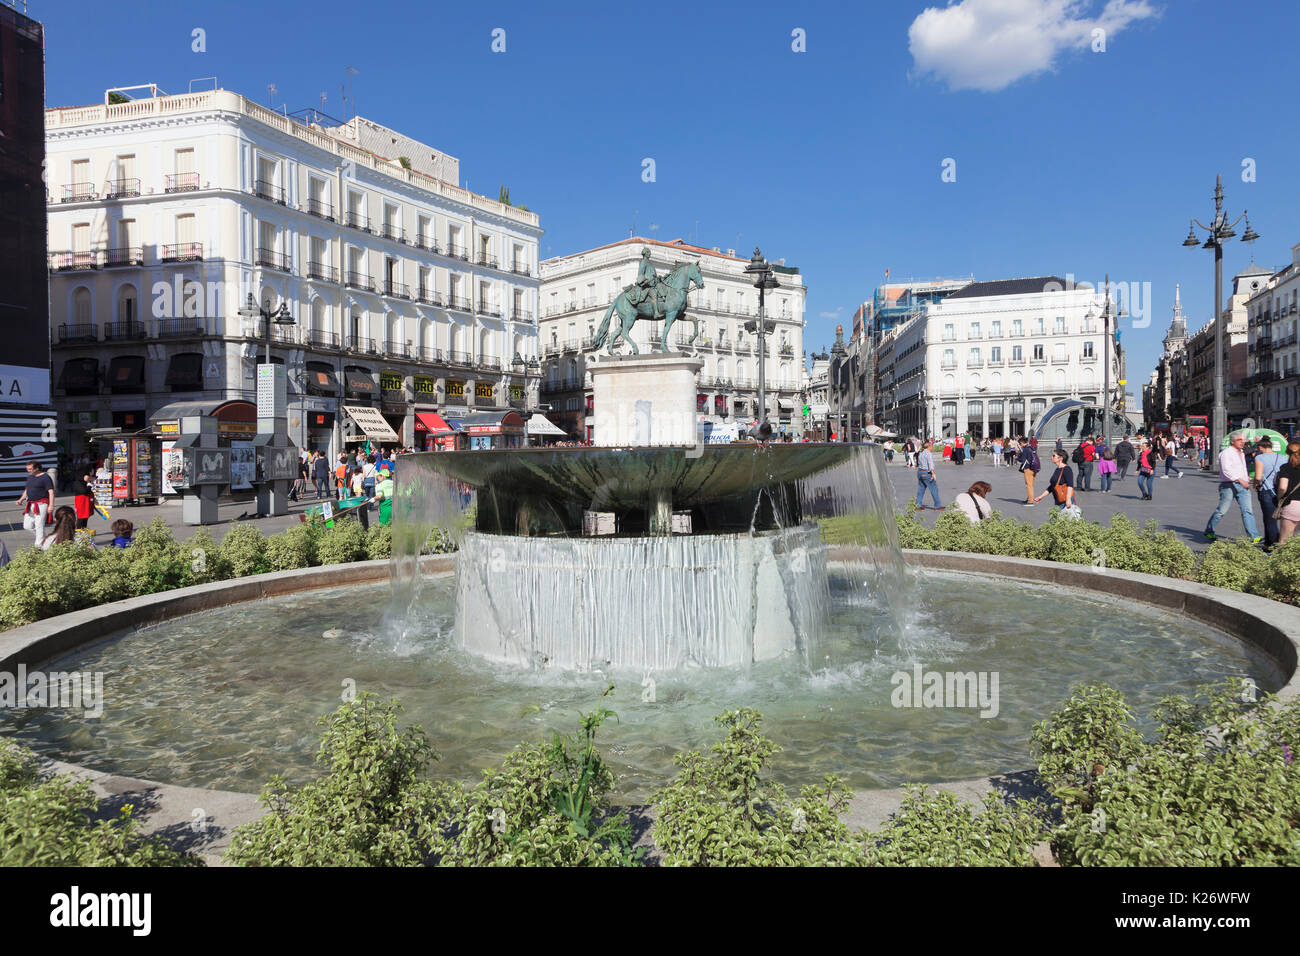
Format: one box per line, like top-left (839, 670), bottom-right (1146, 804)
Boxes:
top-left (591, 260), bottom-right (704, 354)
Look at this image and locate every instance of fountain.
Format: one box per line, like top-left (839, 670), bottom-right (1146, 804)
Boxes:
top-left (391, 347), bottom-right (902, 672)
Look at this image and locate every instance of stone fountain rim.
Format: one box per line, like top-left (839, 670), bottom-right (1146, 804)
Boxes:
top-left (0, 550), bottom-right (1294, 862)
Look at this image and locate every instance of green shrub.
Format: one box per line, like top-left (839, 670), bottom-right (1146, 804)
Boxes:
top-left (365, 523), bottom-right (393, 561)
top-left (264, 522), bottom-right (321, 571)
top-left (125, 517), bottom-right (195, 594)
top-left (0, 544), bottom-right (97, 629)
top-left (1198, 538), bottom-right (1268, 591)
top-left (1245, 537), bottom-right (1300, 605)
top-left (434, 685), bottom-right (640, 866)
top-left (1032, 681), bottom-right (1300, 865)
top-left (895, 505), bottom-right (936, 550)
top-left (227, 695), bottom-right (453, 867)
top-left (653, 708), bottom-right (864, 866)
top-left (0, 740), bottom-right (198, 866)
top-left (316, 518), bottom-right (368, 565)
top-left (218, 525), bottom-right (269, 578)
top-left (183, 527), bottom-right (226, 583)
top-left (861, 786), bottom-right (1044, 866)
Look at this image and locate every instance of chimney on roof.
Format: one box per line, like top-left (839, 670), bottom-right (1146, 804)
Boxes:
top-left (726, 248), bottom-right (735, 257)
top-left (712, 247), bottom-right (720, 253)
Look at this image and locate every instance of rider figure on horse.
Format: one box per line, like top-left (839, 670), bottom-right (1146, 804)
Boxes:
top-left (630, 247), bottom-right (661, 315)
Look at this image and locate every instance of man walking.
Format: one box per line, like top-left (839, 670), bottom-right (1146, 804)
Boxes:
top-left (1019, 438), bottom-right (1041, 505)
top-left (1114, 434), bottom-right (1135, 481)
top-left (1076, 435), bottom-right (1096, 492)
top-left (1204, 431), bottom-right (1261, 543)
top-left (17, 461), bottom-right (55, 546)
top-left (915, 439), bottom-right (941, 510)
top-left (1161, 435), bottom-right (1182, 478)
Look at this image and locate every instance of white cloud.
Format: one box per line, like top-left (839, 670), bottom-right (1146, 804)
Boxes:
top-left (819, 307), bottom-right (843, 320)
top-left (908, 0), bottom-right (1158, 93)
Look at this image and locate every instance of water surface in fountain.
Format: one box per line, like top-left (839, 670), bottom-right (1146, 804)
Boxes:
top-left (2, 572), bottom-right (1283, 799)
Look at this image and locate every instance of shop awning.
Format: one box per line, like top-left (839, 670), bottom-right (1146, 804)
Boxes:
top-left (460, 410), bottom-right (525, 435)
top-left (415, 411), bottom-right (453, 434)
top-left (108, 355), bottom-right (145, 392)
top-left (777, 400), bottom-right (795, 412)
top-left (525, 413), bottom-right (567, 437)
top-left (443, 418), bottom-right (465, 432)
top-left (344, 370), bottom-right (377, 396)
top-left (164, 352), bottom-right (204, 389)
top-left (304, 363), bottom-right (339, 397)
top-left (343, 404), bottom-right (400, 442)
top-left (58, 357), bottom-right (99, 393)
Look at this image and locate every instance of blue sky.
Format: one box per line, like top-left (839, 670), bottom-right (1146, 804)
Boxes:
top-left (35, 0), bottom-right (1300, 399)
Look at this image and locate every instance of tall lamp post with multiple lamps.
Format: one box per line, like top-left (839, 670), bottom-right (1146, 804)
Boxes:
top-left (1180, 174), bottom-right (1259, 468)
top-left (743, 247), bottom-right (780, 441)
top-left (236, 293), bottom-right (298, 516)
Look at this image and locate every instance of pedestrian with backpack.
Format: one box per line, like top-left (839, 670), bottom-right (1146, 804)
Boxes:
top-left (1253, 436), bottom-right (1283, 549)
top-left (1073, 437), bottom-right (1095, 492)
top-left (1019, 440), bottom-right (1041, 505)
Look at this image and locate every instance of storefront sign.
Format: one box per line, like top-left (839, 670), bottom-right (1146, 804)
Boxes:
top-left (158, 421), bottom-right (180, 435)
top-left (380, 372), bottom-right (405, 393)
top-left (474, 382), bottom-right (495, 400)
top-left (217, 421), bottom-right (257, 437)
top-left (0, 364), bottom-right (51, 407)
top-left (414, 376), bottom-right (437, 396)
top-left (446, 380), bottom-right (465, 397)
top-left (342, 404), bottom-right (400, 442)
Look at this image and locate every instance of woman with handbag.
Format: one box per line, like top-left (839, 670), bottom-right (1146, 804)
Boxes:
top-left (1136, 440), bottom-right (1156, 500)
top-left (1274, 441), bottom-right (1300, 545)
top-left (1033, 450), bottom-right (1075, 510)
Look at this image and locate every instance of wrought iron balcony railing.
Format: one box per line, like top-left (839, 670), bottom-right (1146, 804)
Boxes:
top-left (257, 248), bottom-right (291, 272)
top-left (255, 179), bottom-right (286, 204)
top-left (344, 210), bottom-right (370, 232)
top-left (308, 261), bottom-right (339, 283)
top-left (102, 247), bottom-right (144, 268)
top-left (105, 178), bottom-right (141, 200)
top-left (165, 172), bottom-right (200, 193)
top-left (62, 183), bottom-right (96, 203)
top-left (161, 243), bottom-right (203, 262)
top-left (385, 280), bottom-right (411, 300)
top-left (104, 321), bottom-right (147, 341)
top-left (345, 271), bottom-right (375, 292)
top-left (306, 198), bottom-right (334, 221)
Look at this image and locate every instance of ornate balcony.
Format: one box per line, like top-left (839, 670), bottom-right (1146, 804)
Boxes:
top-left (308, 261), bottom-right (339, 283)
top-left (103, 247), bottom-right (144, 268)
top-left (61, 183), bottom-right (95, 203)
top-left (345, 271), bottom-right (375, 292)
top-left (306, 198), bottom-right (334, 221)
top-left (161, 243), bottom-right (203, 262)
top-left (257, 248), bottom-right (291, 272)
top-left (255, 179), bottom-right (286, 205)
top-left (165, 172), bottom-right (200, 193)
top-left (105, 178), bottom-right (141, 200)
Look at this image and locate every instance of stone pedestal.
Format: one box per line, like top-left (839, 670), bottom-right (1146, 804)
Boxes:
top-left (588, 352), bottom-right (703, 447)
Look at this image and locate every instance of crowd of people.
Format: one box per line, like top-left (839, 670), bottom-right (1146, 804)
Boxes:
top-left (903, 428), bottom-right (1300, 553)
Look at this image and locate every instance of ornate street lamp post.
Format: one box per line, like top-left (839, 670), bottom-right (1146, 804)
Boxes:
top-left (1181, 174), bottom-right (1259, 467)
top-left (743, 247), bottom-right (781, 441)
top-left (238, 293), bottom-right (295, 365)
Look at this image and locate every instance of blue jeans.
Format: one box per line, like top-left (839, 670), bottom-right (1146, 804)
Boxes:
top-left (1206, 481), bottom-right (1259, 539)
top-left (1099, 470), bottom-right (1112, 492)
top-left (916, 474), bottom-right (941, 508)
top-left (1137, 472), bottom-right (1153, 497)
top-left (1258, 488), bottom-right (1279, 546)
top-left (1165, 456), bottom-right (1181, 476)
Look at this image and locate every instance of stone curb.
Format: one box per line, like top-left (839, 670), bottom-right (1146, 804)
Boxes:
top-left (2, 550), bottom-right (1295, 863)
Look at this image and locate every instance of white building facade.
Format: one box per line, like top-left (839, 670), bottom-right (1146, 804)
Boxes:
top-left (45, 86), bottom-right (542, 459)
top-left (538, 238), bottom-right (807, 441)
top-left (882, 277), bottom-right (1121, 440)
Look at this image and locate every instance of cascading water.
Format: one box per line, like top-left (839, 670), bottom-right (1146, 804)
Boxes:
top-left (391, 442), bottom-right (907, 672)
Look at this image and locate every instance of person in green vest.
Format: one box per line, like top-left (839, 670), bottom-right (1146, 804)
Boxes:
top-left (373, 466), bottom-right (395, 525)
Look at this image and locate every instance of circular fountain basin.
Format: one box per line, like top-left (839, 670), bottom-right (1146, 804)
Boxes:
top-left (1, 564), bottom-right (1287, 802)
